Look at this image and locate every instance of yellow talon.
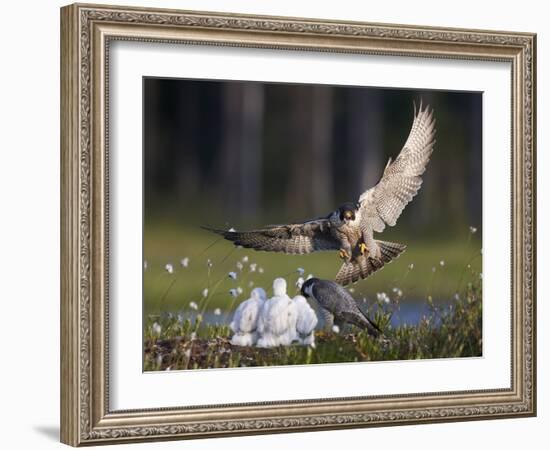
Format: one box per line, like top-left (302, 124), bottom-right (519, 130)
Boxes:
top-left (339, 249), bottom-right (350, 260)
top-left (359, 242), bottom-right (368, 255)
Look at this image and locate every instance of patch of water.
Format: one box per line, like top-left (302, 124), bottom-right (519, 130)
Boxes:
top-left (177, 300), bottom-right (451, 329)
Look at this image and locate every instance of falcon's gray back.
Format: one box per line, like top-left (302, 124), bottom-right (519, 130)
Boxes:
top-left (311, 280), bottom-right (361, 316)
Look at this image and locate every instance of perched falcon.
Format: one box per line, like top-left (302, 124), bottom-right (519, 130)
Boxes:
top-left (206, 103), bottom-right (436, 285)
top-left (300, 278), bottom-right (380, 337)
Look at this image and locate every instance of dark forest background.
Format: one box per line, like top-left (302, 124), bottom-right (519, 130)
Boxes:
top-left (144, 78), bottom-right (482, 234)
top-left (142, 78), bottom-right (482, 313)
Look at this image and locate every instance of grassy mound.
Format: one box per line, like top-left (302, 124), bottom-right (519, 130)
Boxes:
top-left (143, 280), bottom-right (481, 371)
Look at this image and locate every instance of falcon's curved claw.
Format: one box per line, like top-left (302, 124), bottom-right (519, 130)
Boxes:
top-left (359, 242), bottom-right (368, 256)
top-left (339, 249), bottom-right (351, 261)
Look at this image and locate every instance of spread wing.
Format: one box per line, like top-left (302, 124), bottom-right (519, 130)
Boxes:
top-left (358, 102), bottom-right (436, 233)
top-left (203, 218), bottom-right (340, 255)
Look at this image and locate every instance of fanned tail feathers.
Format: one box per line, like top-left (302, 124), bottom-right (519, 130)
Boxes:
top-left (335, 240), bottom-right (406, 286)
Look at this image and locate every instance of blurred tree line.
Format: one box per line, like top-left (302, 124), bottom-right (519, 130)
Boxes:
top-left (144, 78), bottom-right (481, 237)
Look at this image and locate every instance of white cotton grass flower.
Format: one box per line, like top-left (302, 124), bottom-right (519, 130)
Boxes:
top-left (332, 325), bottom-right (340, 334)
top-left (439, 260), bottom-right (445, 267)
top-left (432, 266), bottom-right (436, 273)
top-left (202, 288), bottom-right (209, 298)
top-left (408, 263), bottom-right (414, 270)
top-left (143, 260), bottom-right (148, 271)
top-left (249, 263), bottom-right (257, 272)
top-left (392, 287), bottom-right (403, 297)
top-left (228, 271), bottom-right (237, 280)
top-left (297, 267), bottom-right (305, 276)
top-left (236, 261), bottom-right (244, 271)
top-left (258, 267), bottom-right (264, 274)
top-left (189, 301), bottom-right (198, 310)
top-left (180, 257), bottom-right (189, 268)
top-left (469, 226), bottom-right (478, 234)
top-left (348, 287), bottom-right (355, 293)
top-left (229, 288), bottom-right (238, 298)
top-left (296, 277), bottom-right (305, 289)
top-left (237, 286), bottom-right (243, 295)
top-left (214, 308), bottom-right (221, 316)
top-left (242, 255), bottom-right (249, 263)
top-left (207, 259), bottom-right (213, 268)
top-left (152, 322), bottom-right (162, 336)
top-left (453, 293), bottom-right (460, 301)
top-left (377, 292), bottom-right (390, 304)
top-left (164, 263), bottom-right (174, 274)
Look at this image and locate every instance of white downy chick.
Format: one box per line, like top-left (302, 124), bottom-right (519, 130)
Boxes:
top-left (230, 287), bottom-right (267, 346)
top-left (293, 295), bottom-right (318, 347)
top-left (257, 278), bottom-right (297, 347)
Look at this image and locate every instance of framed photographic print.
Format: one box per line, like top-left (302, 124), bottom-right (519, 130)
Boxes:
top-left (60, 3), bottom-right (536, 446)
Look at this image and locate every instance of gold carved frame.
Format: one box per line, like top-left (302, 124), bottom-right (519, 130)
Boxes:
top-left (60, 3), bottom-right (536, 446)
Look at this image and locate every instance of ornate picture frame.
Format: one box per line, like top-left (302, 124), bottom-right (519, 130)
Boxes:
top-left (60, 3), bottom-right (536, 446)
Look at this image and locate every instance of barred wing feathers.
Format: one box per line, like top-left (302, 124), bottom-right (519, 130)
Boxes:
top-left (335, 240), bottom-right (406, 286)
top-left (204, 219), bottom-right (340, 255)
top-left (358, 103), bottom-right (436, 233)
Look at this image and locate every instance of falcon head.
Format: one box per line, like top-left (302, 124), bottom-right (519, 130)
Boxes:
top-left (300, 277), bottom-right (319, 298)
top-left (338, 202), bottom-right (358, 223)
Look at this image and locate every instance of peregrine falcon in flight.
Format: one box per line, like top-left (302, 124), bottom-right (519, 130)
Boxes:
top-left (301, 278), bottom-right (380, 337)
top-left (206, 103), bottom-right (436, 285)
